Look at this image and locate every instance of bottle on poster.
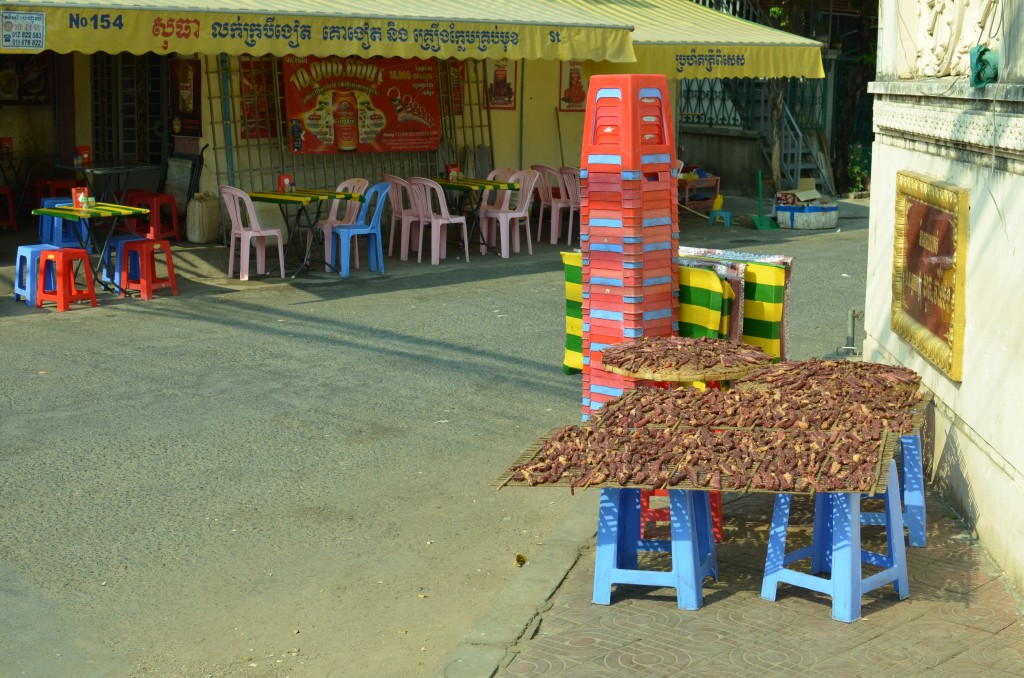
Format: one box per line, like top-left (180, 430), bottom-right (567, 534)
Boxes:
top-left (333, 90), bottom-right (359, 151)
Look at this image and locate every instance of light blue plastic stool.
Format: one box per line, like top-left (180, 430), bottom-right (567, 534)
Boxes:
top-left (862, 433), bottom-right (926, 547)
top-left (760, 459), bottom-right (909, 623)
top-left (708, 210), bottom-right (732, 227)
top-left (100, 234), bottom-right (146, 287)
top-left (593, 487), bottom-right (718, 610)
top-left (13, 243), bottom-right (60, 305)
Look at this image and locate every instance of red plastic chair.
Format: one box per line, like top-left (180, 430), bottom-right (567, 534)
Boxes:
top-left (220, 185), bottom-right (285, 280)
top-left (0, 185), bottom-right (16, 230)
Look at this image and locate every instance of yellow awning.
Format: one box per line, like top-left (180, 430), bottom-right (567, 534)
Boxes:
top-left (0, 0), bottom-right (637, 62)
top-left (558, 0), bottom-right (825, 79)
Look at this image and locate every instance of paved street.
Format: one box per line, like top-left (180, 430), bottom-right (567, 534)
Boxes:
top-left (7, 197), bottom-right (1008, 678)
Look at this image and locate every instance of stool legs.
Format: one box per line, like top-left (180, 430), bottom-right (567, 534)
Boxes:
top-left (861, 434), bottom-right (927, 547)
top-left (594, 487), bottom-right (716, 610)
top-left (900, 434), bottom-right (927, 547)
top-left (760, 459), bottom-right (909, 623)
top-left (121, 239), bottom-right (178, 300)
top-left (36, 248), bottom-right (97, 311)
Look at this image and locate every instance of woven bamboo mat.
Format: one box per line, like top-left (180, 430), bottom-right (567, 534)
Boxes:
top-left (495, 428), bottom-right (897, 496)
top-left (603, 362), bottom-right (767, 383)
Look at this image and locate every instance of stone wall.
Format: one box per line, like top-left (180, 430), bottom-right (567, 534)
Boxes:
top-left (867, 0), bottom-right (1024, 591)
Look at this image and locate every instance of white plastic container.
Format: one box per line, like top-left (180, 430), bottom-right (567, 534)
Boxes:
top-left (773, 204), bottom-right (839, 230)
top-left (186, 192), bottom-right (221, 243)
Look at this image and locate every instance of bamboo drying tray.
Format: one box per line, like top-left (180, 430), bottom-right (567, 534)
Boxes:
top-left (495, 427), bottom-right (897, 497)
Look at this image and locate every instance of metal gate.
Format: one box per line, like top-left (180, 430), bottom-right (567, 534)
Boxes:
top-left (90, 53), bottom-right (168, 165)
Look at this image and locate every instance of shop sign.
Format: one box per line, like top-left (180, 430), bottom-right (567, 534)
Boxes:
top-left (1, 11), bottom-right (45, 51)
top-left (891, 171), bottom-right (969, 381)
top-left (283, 55), bottom-right (440, 154)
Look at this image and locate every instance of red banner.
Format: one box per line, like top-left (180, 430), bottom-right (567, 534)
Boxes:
top-left (284, 55), bottom-right (441, 154)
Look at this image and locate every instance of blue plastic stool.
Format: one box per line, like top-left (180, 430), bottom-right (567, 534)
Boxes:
top-left (862, 434), bottom-right (926, 547)
top-left (13, 243), bottom-right (60, 305)
top-left (708, 210), bottom-right (732, 227)
top-left (593, 488), bottom-right (718, 610)
top-left (100, 234), bottom-right (146, 287)
top-left (38, 197), bottom-right (92, 252)
top-left (760, 459), bottom-right (909, 623)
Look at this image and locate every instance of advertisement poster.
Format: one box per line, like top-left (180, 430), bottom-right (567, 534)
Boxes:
top-left (483, 58), bottom-right (516, 110)
top-left (170, 58), bottom-right (202, 137)
top-left (558, 60), bottom-right (587, 112)
top-left (0, 52), bottom-right (52, 105)
top-left (891, 170), bottom-right (968, 381)
top-left (240, 57), bottom-right (281, 139)
top-left (283, 55), bottom-right (440, 154)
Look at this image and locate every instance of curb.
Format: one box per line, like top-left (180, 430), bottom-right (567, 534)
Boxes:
top-left (432, 491), bottom-right (600, 678)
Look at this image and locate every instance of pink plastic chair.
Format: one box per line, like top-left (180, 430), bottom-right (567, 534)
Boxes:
top-left (476, 167), bottom-right (517, 241)
top-left (315, 178), bottom-right (369, 271)
top-left (531, 164), bottom-right (570, 244)
top-left (407, 177), bottom-right (470, 265)
top-left (220, 185), bottom-right (285, 281)
top-left (559, 166), bottom-right (581, 246)
top-left (383, 174), bottom-right (419, 259)
top-left (481, 169), bottom-right (539, 259)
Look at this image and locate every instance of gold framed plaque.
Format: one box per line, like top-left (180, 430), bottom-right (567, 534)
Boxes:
top-left (891, 171), bottom-right (969, 381)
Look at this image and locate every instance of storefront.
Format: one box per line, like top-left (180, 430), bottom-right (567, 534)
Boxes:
top-left (0, 1), bottom-right (823, 213)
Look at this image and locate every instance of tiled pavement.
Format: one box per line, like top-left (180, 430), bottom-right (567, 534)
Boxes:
top-left (496, 491), bottom-right (1024, 677)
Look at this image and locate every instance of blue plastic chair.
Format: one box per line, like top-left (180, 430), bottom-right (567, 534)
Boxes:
top-left (38, 197), bottom-right (92, 252)
top-left (330, 182), bottom-right (390, 278)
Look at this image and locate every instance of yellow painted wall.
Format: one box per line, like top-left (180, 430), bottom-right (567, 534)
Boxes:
top-left (491, 58), bottom-right (588, 172)
top-left (494, 58), bottom-right (679, 172)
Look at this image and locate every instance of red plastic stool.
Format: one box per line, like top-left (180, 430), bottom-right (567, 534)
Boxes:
top-left (36, 247), bottom-right (97, 311)
top-left (0, 185), bottom-right (16, 230)
top-left (641, 490), bottom-right (723, 541)
top-left (129, 192), bottom-right (180, 241)
top-left (45, 179), bottom-right (86, 198)
top-left (120, 238), bottom-right (178, 300)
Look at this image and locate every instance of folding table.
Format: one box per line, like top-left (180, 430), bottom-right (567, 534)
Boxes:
top-left (247, 188), bottom-right (363, 277)
top-left (434, 177), bottom-right (518, 255)
top-left (31, 201), bottom-right (151, 295)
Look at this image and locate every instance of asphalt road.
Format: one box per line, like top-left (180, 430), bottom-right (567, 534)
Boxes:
top-left (0, 197), bottom-right (869, 677)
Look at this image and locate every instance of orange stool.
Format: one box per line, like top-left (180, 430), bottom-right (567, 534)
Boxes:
top-left (120, 238), bottom-right (178, 300)
top-left (129, 192), bottom-right (180, 241)
top-left (641, 489), bottom-right (724, 542)
top-left (0, 185), bottom-right (16, 230)
top-left (36, 247), bottom-right (98, 311)
top-left (45, 179), bottom-right (86, 198)
top-left (120, 189), bottom-right (154, 233)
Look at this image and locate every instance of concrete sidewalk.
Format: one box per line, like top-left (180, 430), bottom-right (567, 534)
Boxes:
top-left (434, 198), bottom-right (1024, 677)
top-left (443, 490), bottom-right (1024, 677)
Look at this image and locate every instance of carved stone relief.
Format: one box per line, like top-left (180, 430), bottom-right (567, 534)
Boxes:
top-left (915, 0), bottom-right (1002, 78)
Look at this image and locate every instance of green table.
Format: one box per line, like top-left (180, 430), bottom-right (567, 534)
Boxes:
top-left (31, 201), bottom-right (151, 294)
top-left (434, 178), bottom-right (518, 254)
top-left (248, 189), bottom-right (363, 276)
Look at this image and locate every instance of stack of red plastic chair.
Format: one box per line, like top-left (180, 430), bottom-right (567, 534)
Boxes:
top-left (579, 74), bottom-right (680, 420)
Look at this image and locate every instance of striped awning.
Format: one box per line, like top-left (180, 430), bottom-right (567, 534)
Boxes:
top-left (559, 0), bottom-right (825, 79)
top-left (0, 0), bottom-right (637, 62)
